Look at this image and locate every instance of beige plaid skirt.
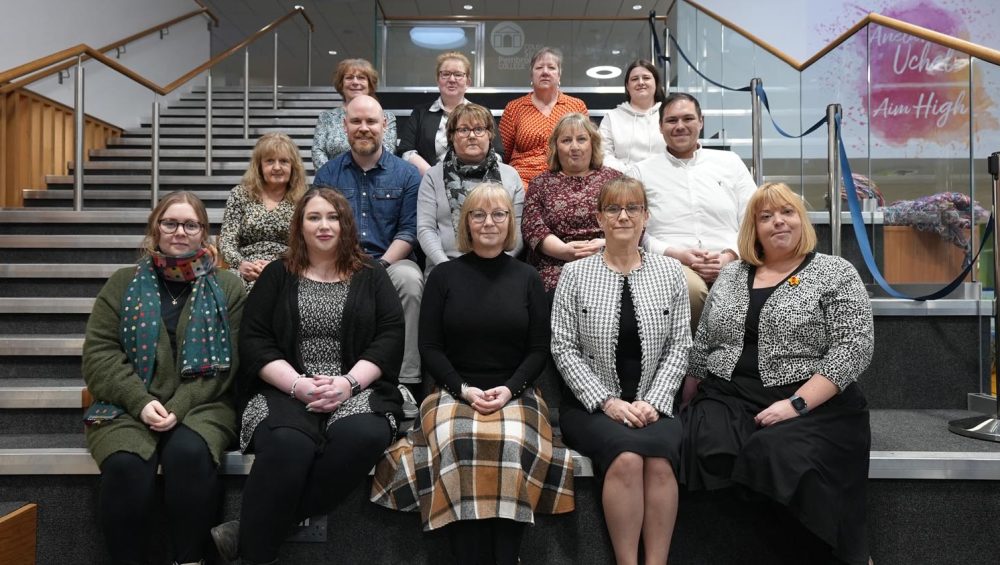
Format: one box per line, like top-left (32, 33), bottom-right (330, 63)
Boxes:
top-left (371, 387), bottom-right (575, 530)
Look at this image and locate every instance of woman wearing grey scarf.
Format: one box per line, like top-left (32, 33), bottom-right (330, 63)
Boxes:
top-left (417, 103), bottom-right (524, 272)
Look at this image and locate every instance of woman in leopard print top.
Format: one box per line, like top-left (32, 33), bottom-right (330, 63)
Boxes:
top-left (682, 182), bottom-right (874, 565)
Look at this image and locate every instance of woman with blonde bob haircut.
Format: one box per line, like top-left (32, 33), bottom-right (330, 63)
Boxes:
top-left (682, 182), bottom-right (875, 564)
top-left (221, 132), bottom-right (308, 289)
top-left (374, 184), bottom-right (574, 565)
top-left (522, 112), bottom-right (621, 292)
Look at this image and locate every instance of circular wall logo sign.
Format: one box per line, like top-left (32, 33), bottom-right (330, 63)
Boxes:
top-left (490, 22), bottom-right (525, 56)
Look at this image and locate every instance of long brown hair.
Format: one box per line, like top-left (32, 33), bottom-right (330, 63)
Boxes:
top-left (141, 191), bottom-right (216, 261)
top-left (283, 187), bottom-right (368, 276)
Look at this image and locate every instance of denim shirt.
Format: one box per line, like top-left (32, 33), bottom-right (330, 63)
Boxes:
top-left (313, 149), bottom-right (421, 259)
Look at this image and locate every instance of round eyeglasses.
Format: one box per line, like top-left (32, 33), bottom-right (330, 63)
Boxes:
top-left (469, 210), bottom-right (510, 224)
top-left (158, 220), bottom-right (204, 234)
top-left (454, 126), bottom-right (488, 138)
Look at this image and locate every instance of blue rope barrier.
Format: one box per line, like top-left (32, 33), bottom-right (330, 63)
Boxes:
top-left (647, 11), bottom-right (670, 66)
top-left (658, 23), bottom-right (992, 300)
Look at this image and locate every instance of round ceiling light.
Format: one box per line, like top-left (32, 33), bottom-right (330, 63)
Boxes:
top-left (409, 27), bottom-right (468, 50)
top-left (586, 65), bottom-right (622, 80)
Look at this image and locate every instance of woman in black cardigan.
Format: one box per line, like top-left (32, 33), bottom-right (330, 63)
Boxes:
top-left (211, 187), bottom-right (404, 565)
top-left (397, 51), bottom-right (503, 175)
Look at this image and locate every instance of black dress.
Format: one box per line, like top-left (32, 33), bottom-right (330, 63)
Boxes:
top-left (559, 279), bottom-right (683, 476)
top-left (681, 262), bottom-right (871, 565)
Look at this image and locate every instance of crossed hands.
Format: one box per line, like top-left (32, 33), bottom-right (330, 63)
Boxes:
top-left (462, 385), bottom-right (513, 415)
top-left (140, 400), bottom-right (177, 432)
top-left (294, 375), bottom-right (352, 413)
top-left (674, 248), bottom-right (737, 283)
top-left (238, 259), bottom-right (272, 282)
top-left (602, 398), bottom-right (659, 428)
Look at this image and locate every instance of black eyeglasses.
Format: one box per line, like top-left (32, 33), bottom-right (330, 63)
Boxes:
top-left (158, 220), bottom-right (204, 234)
top-left (439, 71), bottom-right (467, 80)
top-left (469, 210), bottom-right (510, 224)
top-left (454, 126), bottom-right (488, 138)
top-left (602, 204), bottom-right (645, 218)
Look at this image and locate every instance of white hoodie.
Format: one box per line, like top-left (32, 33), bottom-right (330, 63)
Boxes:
top-left (599, 101), bottom-right (666, 172)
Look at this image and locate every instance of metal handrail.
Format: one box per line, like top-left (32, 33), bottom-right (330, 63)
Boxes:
top-left (683, 0), bottom-right (1000, 69)
top-left (0, 6), bottom-right (314, 96)
top-left (0, 5), bottom-right (217, 94)
top-left (0, 6), bottom-right (314, 210)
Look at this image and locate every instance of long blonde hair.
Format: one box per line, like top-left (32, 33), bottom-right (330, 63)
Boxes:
top-left (241, 132), bottom-right (308, 203)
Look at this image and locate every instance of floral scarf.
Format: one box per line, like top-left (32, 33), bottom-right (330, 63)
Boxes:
top-left (441, 147), bottom-right (503, 240)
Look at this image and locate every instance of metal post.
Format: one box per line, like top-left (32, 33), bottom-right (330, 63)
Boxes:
top-left (73, 56), bottom-right (85, 211)
top-left (826, 104), bottom-right (842, 257)
top-left (307, 28), bottom-right (313, 87)
top-left (750, 78), bottom-right (763, 185)
top-left (243, 48), bottom-right (250, 140)
top-left (273, 32), bottom-right (279, 110)
top-left (662, 25), bottom-right (670, 91)
top-left (205, 74), bottom-right (213, 176)
top-left (151, 101), bottom-right (160, 209)
top-left (649, 23), bottom-right (656, 66)
top-left (948, 151), bottom-right (1000, 443)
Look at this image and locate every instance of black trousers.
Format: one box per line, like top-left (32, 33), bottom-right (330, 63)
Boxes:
top-left (238, 413), bottom-right (393, 563)
top-left (445, 518), bottom-right (527, 565)
top-left (97, 424), bottom-right (220, 565)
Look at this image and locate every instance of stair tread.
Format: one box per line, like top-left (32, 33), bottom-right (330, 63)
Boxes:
top-left (0, 264), bottom-right (130, 278)
top-left (0, 297), bottom-right (94, 314)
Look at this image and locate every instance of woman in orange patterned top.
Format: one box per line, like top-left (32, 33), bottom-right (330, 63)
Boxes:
top-left (500, 47), bottom-right (588, 188)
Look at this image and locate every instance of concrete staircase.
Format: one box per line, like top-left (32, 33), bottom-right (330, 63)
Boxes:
top-left (1, 86), bottom-right (999, 564)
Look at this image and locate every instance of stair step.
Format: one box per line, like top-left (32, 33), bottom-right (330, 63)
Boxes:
top-left (0, 263), bottom-right (129, 278)
top-left (89, 148), bottom-right (311, 159)
top-left (107, 137), bottom-right (311, 148)
top-left (0, 235), bottom-right (142, 248)
top-left (157, 116), bottom-right (319, 127)
top-left (70, 161), bottom-right (314, 173)
top-left (0, 209), bottom-right (223, 224)
top-left (162, 108), bottom-right (329, 118)
top-left (0, 379), bottom-right (87, 409)
top-left (170, 99), bottom-right (339, 109)
top-left (0, 298), bottom-right (94, 314)
top-left (181, 91), bottom-right (340, 101)
top-left (0, 335), bottom-right (83, 356)
top-left (44, 174), bottom-right (246, 185)
top-left (122, 126), bottom-right (316, 137)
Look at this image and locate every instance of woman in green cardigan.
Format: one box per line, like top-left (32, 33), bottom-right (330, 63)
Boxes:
top-left (82, 191), bottom-right (245, 565)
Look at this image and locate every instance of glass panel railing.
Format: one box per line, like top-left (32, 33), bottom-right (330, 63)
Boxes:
top-left (970, 56), bottom-right (1000, 292)
top-left (378, 19), bottom-right (656, 88)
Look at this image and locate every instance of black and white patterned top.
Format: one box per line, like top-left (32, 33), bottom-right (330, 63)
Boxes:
top-left (551, 250), bottom-right (692, 417)
top-left (219, 184), bottom-right (296, 290)
top-left (238, 276), bottom-right (373, 450)
top-left (689, 253), bottom-right (874, 390)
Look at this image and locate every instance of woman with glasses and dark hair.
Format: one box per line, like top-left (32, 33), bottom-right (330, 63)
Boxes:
top-left (417, 102), bottom-right (524, 272)
top-left (599, 59), bottom-right (667, 171)
top-left (552, 177), bottom-right (691, 565)
top-left (521, 112), bottom-right (622, 293)
top-left (397, 52), bottom-right (504, 176)
top-left (221, 132), bottom-right (308, 290)
top-left (373, 184), bottom-right (574, 565)
top-left (312, 58), bottom-right (397, 169)
top-left (500, 46), bottom-right (588, 187)
top-left (211, 187), bottom-right (404, 565)
top-left (82, 191), bottom-right (245, 565)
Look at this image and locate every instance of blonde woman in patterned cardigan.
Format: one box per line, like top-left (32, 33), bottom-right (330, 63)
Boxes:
top-left (682, 182), bottom-right (874, 565)
top-left (552, 176), bottom-right (691, 565)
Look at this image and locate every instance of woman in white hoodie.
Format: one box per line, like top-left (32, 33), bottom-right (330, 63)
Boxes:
top-left (599, 60), bottom-right (667, 172)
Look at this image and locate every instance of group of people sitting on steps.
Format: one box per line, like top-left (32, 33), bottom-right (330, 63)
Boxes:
top-left (82, 46), bottom-right (875, 565)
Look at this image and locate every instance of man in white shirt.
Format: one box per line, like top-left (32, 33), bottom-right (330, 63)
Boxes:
top-left (630, 93), bottom-right (758, 332)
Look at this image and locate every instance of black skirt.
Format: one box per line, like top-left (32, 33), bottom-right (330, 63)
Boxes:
top-left (681, 375), bottom-right (871, 565)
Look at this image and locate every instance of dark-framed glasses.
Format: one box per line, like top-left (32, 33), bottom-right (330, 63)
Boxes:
top-left (602, 204), bottom-right (645, 218)
top-left (454, 126), bottom-right (488, 138)
top-left (158, 220), bottom-right (204, 234)
top-left (469, 209), bottom-right (510, 224)
top-left (439, 71), bottom-right (467, 80)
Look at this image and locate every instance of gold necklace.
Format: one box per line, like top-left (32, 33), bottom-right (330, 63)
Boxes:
top-left (163, 282), bottom-right (191, 305)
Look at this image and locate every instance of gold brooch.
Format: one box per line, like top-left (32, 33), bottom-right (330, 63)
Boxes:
top-left (788, 276), bottom-right (801, 287)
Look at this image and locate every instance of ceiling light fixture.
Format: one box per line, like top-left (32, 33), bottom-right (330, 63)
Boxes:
top-left (409, 27), bottom-right (468, 49)
top-left (586, 65), bottom-right (622, 80)
top-left (633, 5), bottom-right (643, 10)
top-left (328, 50), bottom-right (338, 55)
top-left (611, 49), bottom-right (622, 55)
top-left (463, 4), bottom-right (474, 10)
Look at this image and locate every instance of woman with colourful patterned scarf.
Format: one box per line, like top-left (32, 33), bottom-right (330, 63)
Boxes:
top-left (82, 191), bottom-right (245, 565)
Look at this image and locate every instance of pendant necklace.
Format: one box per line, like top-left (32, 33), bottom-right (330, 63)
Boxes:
top-left (163, 283), bottom-right (191, 305)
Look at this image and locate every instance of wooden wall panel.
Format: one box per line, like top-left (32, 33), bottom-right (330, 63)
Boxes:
top-left (0, 90), bottom-right (121, 208)
top-left (0, 503), bottom-right (37, 565)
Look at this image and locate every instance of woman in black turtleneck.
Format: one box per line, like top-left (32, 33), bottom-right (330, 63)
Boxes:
top-left (372, 183), bottom-right (574, 565)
